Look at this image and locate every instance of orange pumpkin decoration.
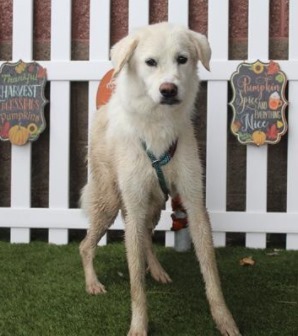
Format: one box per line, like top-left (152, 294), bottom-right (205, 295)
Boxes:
top-left (252, 130), bottom-right (266, 146)
top-left (8, 125), bottom-right (30, 145)
top-left (231, 121), bottom-right (241, 133)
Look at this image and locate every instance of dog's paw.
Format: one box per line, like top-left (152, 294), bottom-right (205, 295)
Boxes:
top-left (127, 329), bottom-right (147, 336)
top-left (212, 306), bottom-right (241, 336)
top-left (151, 268), bottom-right (172, 284)
top-left (218, 323), bottom-right (241, 336)
top-left (147, 264), bottom-right (172, 284)
top-left (86, 280), bottom-right (107, 295)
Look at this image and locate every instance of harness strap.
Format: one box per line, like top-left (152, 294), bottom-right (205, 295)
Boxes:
top-left (142, 140), bottom-right (178, 198)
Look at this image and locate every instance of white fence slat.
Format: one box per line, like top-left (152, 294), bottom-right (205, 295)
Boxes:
top-left (165, 231), bottom-right (175, 247)
top-left (286, 82), bottom-right (298, 212)
top-left (208, 0), bottom-right (229, 60)
top-left (247, 0), bottom-right (269, 60)
top-left (245, 0), bottom-right (269, 249)
top-left (166, 0), bottom-right (188, 245)
top-left (2, 59), bottom-right (298, 82)
top-left (206, 0), bottom-right (229, 247)
top-left (289, 0), bottom-right (298, 59)
top-left (12, 0), bottom-right (33, 60)
top-left (129, 0), bottom-right (149, 32)
top-left (88, 1), bottom-right (111, 246)
top-left (286, 234), bottom-right (298, 250)
top-left (168, 0), bottom-right (189, 25)
top-left (48, 82), bottom-right (70, 245)
top-left (90, 0), bottom-right (110, 60)
top-left (48, 0), bottom-right (72, 244)
top-left (50, 0), bottom-right (71, 60)
top-left (48, 230), bottom-right (67, 245)
top-left (286, 0), bottom-right (298, 250)
top-left (10, 0), bottom-right (34, 243)
top-left (88, 81), bottom-right (99, 142)
top-left (287, 1), bottom-right (298, 212)
top-left (246, 233), bottom-right (267, 249)
top-left (206, 81), bottom-right (228, 211)
top-left (2, 208), bottom-right (298, 235)
top-left (49, 82), bottom-right (70, 209)
top-left (212, 232), bottom-right (226, 247)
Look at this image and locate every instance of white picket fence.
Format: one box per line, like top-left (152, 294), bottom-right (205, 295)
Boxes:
top-left (0, 0), bottom-right (298, 250)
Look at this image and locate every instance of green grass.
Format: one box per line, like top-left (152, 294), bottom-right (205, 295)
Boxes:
top-left (0, 242), bottom-right (297, 336)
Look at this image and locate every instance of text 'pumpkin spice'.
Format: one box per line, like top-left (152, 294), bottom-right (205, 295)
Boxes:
top-left (229, 60), bottom-right (288, 146)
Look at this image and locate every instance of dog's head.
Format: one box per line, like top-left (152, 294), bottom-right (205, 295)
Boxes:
top-left (111, 23), bottom-right (211, 108)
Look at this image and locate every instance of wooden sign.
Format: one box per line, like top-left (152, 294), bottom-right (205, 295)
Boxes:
top-left (0, 60), bottom-right (47, 145)
top-left (230, 60), bottom-right (288, 146)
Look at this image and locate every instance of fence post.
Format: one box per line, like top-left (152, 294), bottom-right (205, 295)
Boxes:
top-left (88, 0), bottom-right (111, 246)
top-left (48, 0), bottom-right (72, 244)
top-left (10, 0), bottom-right (34, 244)
top-left (206, 0), bottom-right (229, 247)
top-left (286, 0), bottom-right (298, 250)
top-left (245, 0), bottom-right (269, 249)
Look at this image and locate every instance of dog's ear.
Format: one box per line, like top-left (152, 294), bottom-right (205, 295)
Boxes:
top-left (189, 31), bottom-right (211, 71)
top-left (111, 35), bottom-right (138, 77)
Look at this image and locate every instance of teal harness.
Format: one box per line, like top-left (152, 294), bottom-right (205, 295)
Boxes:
top-left (142, 140), bottom-right (178, 198)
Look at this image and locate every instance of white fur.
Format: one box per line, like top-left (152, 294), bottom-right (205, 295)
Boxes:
top-left (80, 22), bottom-right (240, 336)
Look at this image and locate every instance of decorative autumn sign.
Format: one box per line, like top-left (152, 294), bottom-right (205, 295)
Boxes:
top-left (230, 60), bottom-right (288, 146)
top-left (0, 60), bottom-right (47, 145)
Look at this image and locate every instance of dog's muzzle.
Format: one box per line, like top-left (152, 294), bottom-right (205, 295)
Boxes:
top-left (159, 82), bottom-right (180, 105)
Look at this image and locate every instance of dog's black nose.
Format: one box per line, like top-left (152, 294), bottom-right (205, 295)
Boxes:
top-left (159, 83), bottom-right (178, 98)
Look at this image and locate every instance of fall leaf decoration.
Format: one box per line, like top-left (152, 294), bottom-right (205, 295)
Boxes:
top-left (15, 61), bottom-right (27, 74)
top-left (267, 61), bottom-right (280, 75)
top-left (240, 256), bottom-right (256, 266)
top-left (266, 124), bottom-right (278, 140)
top-left (0, 121), bottom-right (10, 138)
top-left (37, 67), bottom-right (47, 79)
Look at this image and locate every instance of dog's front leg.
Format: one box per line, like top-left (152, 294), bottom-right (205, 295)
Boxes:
top-left (122, 197), bottom-right (149, 336)
top-left (175, 147), bottom-right (241, 336)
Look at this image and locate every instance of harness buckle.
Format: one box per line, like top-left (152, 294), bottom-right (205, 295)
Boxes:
top-left (152, 159), bottom-right (160, 167)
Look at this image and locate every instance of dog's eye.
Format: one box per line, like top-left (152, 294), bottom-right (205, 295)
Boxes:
top-left (177, 56), bottom-right (188, 64)
top-left (145, 58), bottom-right (157, 67)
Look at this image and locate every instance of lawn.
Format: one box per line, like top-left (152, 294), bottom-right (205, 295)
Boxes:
top-left (0, 242), bottom-right (297, 336)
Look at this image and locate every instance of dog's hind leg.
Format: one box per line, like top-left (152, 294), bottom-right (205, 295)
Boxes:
top-left (80, 181), bottom-right (120, 295)
top-left (144, 205), bottom-right (172, 283)
top-left (144, 228), bottom-right (172, 284)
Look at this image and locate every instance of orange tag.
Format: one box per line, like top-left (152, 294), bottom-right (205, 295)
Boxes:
top-left (96, 69), bottom-right (115, 109)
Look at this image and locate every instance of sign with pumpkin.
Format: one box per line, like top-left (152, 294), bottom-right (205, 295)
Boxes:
top-left (230, 60), bottom-right (288, 146)
top-left (0, 60), bottom-right (47, 145)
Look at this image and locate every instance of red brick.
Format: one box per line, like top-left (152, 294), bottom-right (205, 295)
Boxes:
top-left (0, 0), bottom-right (12, 41)
top-left (189, 0), bottom-right (208, 35)
top-left (34, 0), bottom-right (51, 40)
top-left (150, 0), bottom-right (168, 24)
top-left (72, 0), bottom-right (89, 40)
top-left (229, 0), bottom-right (248, 39)
top-left (111, 0), bottom-right (128, 46)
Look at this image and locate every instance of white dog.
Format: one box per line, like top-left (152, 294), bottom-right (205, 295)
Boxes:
top-left (80, 22), bottom-right (240, 336)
